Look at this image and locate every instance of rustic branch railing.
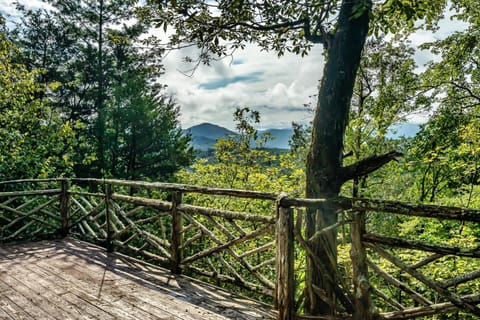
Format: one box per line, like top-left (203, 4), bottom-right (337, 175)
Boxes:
top-left (1, 178), bottom-right (480, 320)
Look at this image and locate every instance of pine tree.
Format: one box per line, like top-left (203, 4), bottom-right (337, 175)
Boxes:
top-left (13, 1), bottom-right (194, 180)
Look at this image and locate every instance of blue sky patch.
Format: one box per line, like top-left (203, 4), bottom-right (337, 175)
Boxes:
top-left (232, 59), bottom-right (245, 65)
top-left (199, 71), bottom-right (263, 90)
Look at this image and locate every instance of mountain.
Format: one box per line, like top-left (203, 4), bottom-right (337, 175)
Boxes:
top-left (184, 123), bottom-right (236, 151)
top-left (186, 123), bottom-right (236, 140)
top-left (185, 123), bottom-right (293, 151)
top-left (185, 122), bottom-right (421, 151)
top-left (260, 128), bottom-right (294, 149)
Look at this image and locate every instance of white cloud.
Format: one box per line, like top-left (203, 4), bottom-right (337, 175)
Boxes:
top-left (0, 0), bottom-right (52, 22)
top-left (3, 0), bottom-right (470, 130)
top-left (164, 7), bottom-right (468, 131)
top-left (162, 43), bottom-right (324, 130)
top-left (410, 5), bottom-right (470, 73)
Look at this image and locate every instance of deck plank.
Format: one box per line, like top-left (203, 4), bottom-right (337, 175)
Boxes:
top-left (3, 261), bottom-right (121, 320)
top-left (33, 257), bottom-right (201, 320)
top-left (0, 249), bottom-right (111, 320)
top-left (0, 278), bottom-right (55, 320)
top-left (0, 239), bottom-right (276, 320)
top-left (0, 296), bottom-right (28, 320)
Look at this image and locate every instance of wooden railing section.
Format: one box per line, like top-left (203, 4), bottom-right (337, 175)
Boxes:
top-left (279, 197), bottom-right (480, 319)
top-left (1, 178), bottom-right (480, 319)
top-left (0, 178), bottom-right (279, 300)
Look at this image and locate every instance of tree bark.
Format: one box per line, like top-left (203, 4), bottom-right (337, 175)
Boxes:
top-left (305, 0), bottom-right (371, 315)
top-left (96, 0), bottom-right (106, 177)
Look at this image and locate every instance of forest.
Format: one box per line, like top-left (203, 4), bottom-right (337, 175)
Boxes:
top-left (0, 0), bottom-right (479, 319)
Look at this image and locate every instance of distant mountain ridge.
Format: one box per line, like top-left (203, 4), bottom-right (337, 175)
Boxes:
top-left (184, 123), bottom-right (293, 151)
top-left (184, 122), bottom-right (421, 151)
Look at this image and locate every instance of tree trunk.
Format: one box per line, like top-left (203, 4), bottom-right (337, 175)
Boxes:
top-left (305, 0), bottom-right (371, 316)
top-left (96, 0), bottom-right (106, 177)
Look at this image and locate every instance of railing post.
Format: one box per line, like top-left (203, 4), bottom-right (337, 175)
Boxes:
top-left (351, 209), bottom-right (374, 319)
top-left (105, 183), bottom-right (114, 252)
top-left (276, 193), bottom-right (295, 320)
top-left (171, 191), bottom-right (183, 274)
top-left (60, 179), bottom-right (70, 237)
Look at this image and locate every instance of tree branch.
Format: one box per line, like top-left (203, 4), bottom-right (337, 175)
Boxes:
top-left (303, 17), bottom-right (328, 46)
top-left (342, 150), bottom-right (354, 159)
top-left (340, 151), bottom-right (403, 183)
top-left (183, 7), bottom-right (329, 47)
top-left (229, 18), bottom-right (306, 32)
top-left (451, 81), bottom-right (480, 102)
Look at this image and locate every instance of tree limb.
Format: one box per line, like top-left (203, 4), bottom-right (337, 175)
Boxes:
top-left (180, 5), bottom-right (329, 47)
top-left (303, 18), bottom-right (328, 46)
top-left (342, 150), bottom-right (353, 159)
top-left (451, 81), bottom-right (480, 102)
top-left (340, 151), bottom-right (403, 184)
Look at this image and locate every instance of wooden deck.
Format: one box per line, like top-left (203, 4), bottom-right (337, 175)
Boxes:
top-left (0, 239), bottom-right (276, 320)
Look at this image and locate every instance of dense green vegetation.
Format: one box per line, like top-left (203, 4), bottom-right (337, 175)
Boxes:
top-left (2, 0), bottom-right (476, 203)
top-left (0, 0), bottom-right (194, 181)
top-left (137, 2), bottom-right (455, 313)
top-left (1, 0), bottom-right (480, 318)
top-left (0, 29), bottom-right (79, 179)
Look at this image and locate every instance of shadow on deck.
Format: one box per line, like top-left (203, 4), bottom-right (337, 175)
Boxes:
top-left (0, 238), bottom-right (276, 320)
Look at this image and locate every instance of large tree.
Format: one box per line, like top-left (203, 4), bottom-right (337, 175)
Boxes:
top-left (13, 0), bottom-right (194, 181)
top-left (14, 0), bottom-right (148, 176)
top-left (139, 0), bottom-right (447, 316)
top-left (409, 2), bottom-right (480, 204)
top-left (106, 73), bottom-right (195, 181)
top-left (0, 28), bottom-right (79, 180)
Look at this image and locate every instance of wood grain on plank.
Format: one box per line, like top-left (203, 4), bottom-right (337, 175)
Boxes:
top-left (0, 239), bottom-right (276, 320)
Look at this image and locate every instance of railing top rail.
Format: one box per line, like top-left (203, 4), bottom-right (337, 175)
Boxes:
top-left (342, 197), bottom-right (480, 222)
top-left (0, 178), bottom-right (67, 185)
top-left (281, 197), bottom-right (480, 222)
top-left (72, 178), bottom-right (280, 200)
top-left (1, 178), bottom-right (479, 222)
top-left (0, 189), bottom-right (62, 197)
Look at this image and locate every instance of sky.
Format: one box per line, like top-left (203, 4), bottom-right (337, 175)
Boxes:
top-left (160, 44), bottom-right (324, 130)
top-left (152, 5), bottom-right (468, 131)
top-left (0, 1), bottom-right (469, 130)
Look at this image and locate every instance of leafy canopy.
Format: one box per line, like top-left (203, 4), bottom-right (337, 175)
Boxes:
top-left (139, 0), bottom-right (446, 63)
top-left (0, 32), bottom-right (80, 179)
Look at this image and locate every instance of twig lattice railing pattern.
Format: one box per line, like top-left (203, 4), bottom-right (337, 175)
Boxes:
top-left (1, 178), bottom-right (480, 320)
top-left (0, 179), bottom-right (65, 241)
top-left (68, 179), bottom-right (279, 299)
top-left (353, 199), bottom-right (480, 320)
top-left (279, 197), bottom-right (480, 319)
top-left (0, 178), bottom-right (279, 301)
